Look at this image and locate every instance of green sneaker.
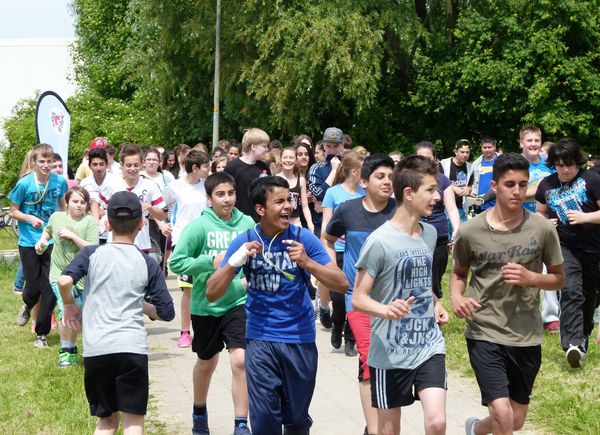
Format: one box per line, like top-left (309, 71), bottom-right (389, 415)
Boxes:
top-left (68, 350), bottom-right (79, 366)
top-left (58, 349), bottom-right (72, 368)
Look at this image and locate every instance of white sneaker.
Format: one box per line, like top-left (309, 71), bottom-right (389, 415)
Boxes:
top-left (466, 196), bottom-right (485, 207)
top-left (566, 344), bottom-right (583, 368)
top-left (465, 416), bottom-right (478, 435)
top-left (34, 335), bottom-right (49, 349)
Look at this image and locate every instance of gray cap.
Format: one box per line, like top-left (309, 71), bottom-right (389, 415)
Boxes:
top-left (323, 127), bottom-right (343, 143)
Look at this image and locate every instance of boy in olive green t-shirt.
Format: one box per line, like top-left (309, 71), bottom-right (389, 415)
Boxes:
top-left (450, 153), bottom-right (564, 435)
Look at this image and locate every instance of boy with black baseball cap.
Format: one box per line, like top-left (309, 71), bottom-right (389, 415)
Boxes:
top-left (58, 191), bottom-right (175, 434)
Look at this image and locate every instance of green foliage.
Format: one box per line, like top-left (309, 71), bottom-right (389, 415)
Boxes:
top-left (71, 0), bottom-right (136, 99)
top-left (407, 0), bottom-right (600, 154)
top-left (0, 97), bottom-right (38, 194)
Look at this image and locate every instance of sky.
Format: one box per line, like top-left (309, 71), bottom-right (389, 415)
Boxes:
top-left (0, 0), bottom-right (77, 143)
top-left (0, 0), bottom-right (75, 39)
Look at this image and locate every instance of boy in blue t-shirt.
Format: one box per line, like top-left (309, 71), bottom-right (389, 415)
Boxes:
top-left (10, 143), bottom-right (68, 348)
top-left (207, 176), bottom-right (348, 435)
top-left (352, 156), bottom-right (449, 435)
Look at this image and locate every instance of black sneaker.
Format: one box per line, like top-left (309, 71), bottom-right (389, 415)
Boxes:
top-left (566, 345), bottom-right (583, 369)
top-left (331, 325), bottom-right (343, 349)
top-left (344, 340), bottom-right (357, 357)
top-left (319, 307), bottom-right (332, 329)
top-left (192, 413), bottom-right (209, 435)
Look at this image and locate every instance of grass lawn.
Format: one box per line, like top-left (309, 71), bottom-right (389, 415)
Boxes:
top-left (1, 257), bottom-right (600, 434)
top-left (0, 261), bottom-right (166, 434)
top-left (0, 226), bottom-right (18, 251)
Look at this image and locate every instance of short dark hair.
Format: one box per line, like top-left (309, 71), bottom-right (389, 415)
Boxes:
top-left (205, 172), bottom-right (236, 197)
top-left (52, 153), bottom-right (62, 162)
top-left (546, 137), bottom-right (585, 169)
top-left (120, 143), bottom-right (143, 163)
top-left (360, 154), bottom-right (395, 181)
top-left (88, 148), bottom-right (108, 164)
top-left (212, 146), bottom-right (225, 158)
top-left (250, 176), bottom-right (289, 208)
top-left (492, 152), bottom-right (530, 182)
top-left (481, 136), bottom-right (497, 146)
top-left (184, 149), bottom-right (210, 173)
top-left (109, 217), bottom-right (142, 235)
top-left (269, 140), bottom-right (283, 150)
top-left (392, 155), bottom-right (439, 205)
top-left (415, 141), bottom-right (437, 160)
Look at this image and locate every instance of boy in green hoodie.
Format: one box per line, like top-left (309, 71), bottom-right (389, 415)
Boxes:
top-left (170, 172), bottom-right (254, 435)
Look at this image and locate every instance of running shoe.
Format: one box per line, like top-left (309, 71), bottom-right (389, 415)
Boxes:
top-left (344, 340), bottom-right (357, 357)
top-left (192, 413), bottom-right (209, 435)
top-left (34, 335), bottom-right (49, 349)
top-left (58, 348), bottom-right (72, 368)
top-left (178, 331), bottom-right (192, 348)
top-left (465, 416), bottom-right (478, 435)
top-left (566, 344), bottom-right (583, 368)
top-left (319, 307), bottom-right (332, 329)
top-left (544, 321), bottom-right (559, 334)
top-left (16, 304), bottom-right (30, 326)
top-left (331, 324), bottom-right (343, 349)
top-left (233, 422), bottom-right (251, 435)
top-left (465, 196), bottom-right (485, 207)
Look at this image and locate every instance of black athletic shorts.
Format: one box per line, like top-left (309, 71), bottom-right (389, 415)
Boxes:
top-left (84, 353), bottom-right (149, 417)
top-left (191, 304), bottom-right (247, 360)
top-left (369, 353), bottom-right (447, 409)
top-left (467, 338), bottom-right (541, 406)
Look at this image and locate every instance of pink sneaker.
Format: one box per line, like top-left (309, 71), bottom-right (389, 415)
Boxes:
top-left (178, 331), bottom-right (192, 348)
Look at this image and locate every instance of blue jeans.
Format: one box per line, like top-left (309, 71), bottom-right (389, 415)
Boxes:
top-left (13, 262), bottom-right (24, 291)
top-left (446, 208), bottom-right (468, 238)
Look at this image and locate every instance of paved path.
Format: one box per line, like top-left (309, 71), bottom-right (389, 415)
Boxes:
top-left (146, 278), bottom-right (533, 434)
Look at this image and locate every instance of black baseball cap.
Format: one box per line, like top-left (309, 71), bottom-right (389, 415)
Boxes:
top-left (107, 191), bottom-right (142, 220)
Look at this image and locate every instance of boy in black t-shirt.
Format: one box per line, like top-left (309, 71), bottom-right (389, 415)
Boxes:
top-left (535, 137), bottom-right (600, 368)
top-left (224, 128), bottom-right (271, 221)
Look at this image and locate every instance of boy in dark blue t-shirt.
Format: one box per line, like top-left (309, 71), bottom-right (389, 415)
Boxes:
top-left (207, 176), bottom-right (348, 435)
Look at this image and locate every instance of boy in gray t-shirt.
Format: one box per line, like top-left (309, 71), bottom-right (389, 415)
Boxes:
top-left (353, 156), bottom-right (449, 435)
top-left (58, 191), bottom-right (175, 434)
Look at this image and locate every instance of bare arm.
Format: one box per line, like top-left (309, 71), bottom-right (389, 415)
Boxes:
top-left (321, 229), bottom-right (338, 262)
top-left (206, 241), bottom-right (262, 302)
top-left (35, 229), bottom-right (52, 252)
top-left (299, 176), bottom-right (314, 232)
top-left (57, 228), bottom-right (93, 249)
top-left (501, 263), bottom-right (564, 291)
top-left (443, 185), bottom-right (461, 239)
top-left (565, 199), bottom-right (600, 225)
top-left (144, 204), bottom-right (167, 221)
top-left (9, 204), bottom-right (44, 227)
top-left (352, 268), bottom-right (414, 319)
top-left (536, 202), bottom-right (558, 226)
top-left (57, 274), bottom-right (81, 331)
top-left (450, 264), bottom-right (481, 318)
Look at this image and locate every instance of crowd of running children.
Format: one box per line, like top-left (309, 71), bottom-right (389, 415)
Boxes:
top-left (7, 124), bottom-right (600, 435)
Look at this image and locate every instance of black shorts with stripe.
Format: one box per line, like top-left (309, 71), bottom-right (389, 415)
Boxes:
top-left (369, 353), bottom-right (447, 409)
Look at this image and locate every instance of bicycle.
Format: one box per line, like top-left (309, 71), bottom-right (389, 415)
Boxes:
top-left (0, 194), bottom-right (19, 238)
